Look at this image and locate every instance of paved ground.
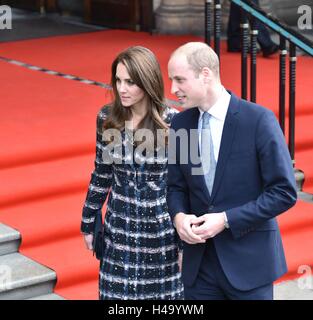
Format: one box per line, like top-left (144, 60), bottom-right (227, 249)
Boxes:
top-left (274, 276), bottom-right (313, 300)
top-left (0, 8), bottom-right (106, 43)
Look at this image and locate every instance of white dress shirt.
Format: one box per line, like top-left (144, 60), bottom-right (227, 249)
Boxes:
top-left (198, 87), bottom-right (231, 162)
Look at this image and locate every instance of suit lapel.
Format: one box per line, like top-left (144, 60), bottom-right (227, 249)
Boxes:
top-left (186, 107), bottom-right (200, 131)
top-left (210, 93), bottom-right (240, 202)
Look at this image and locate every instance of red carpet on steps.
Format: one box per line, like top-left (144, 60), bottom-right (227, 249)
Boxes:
top-left (0, 60), bottom-right (110, 169)
top-left (0, 30), bottom-right (312, 299)
top-left (1, 29), bottom-right (312, 114)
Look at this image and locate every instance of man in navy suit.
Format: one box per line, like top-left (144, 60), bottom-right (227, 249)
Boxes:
top-left (167, 42), bottom-right (297, 300)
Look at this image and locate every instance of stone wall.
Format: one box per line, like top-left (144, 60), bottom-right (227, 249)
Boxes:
top-left (154, 0), bottom-right (306, 35)
top-left (271, 0), bottom-right (312, 26)
top-left (55, 0), bottom-right (310, 33)
top-left (57, 0), bottom-right (84, 16)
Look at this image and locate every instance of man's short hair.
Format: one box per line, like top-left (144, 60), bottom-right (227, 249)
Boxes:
top-left (172, 42), bottom-right (220, 79)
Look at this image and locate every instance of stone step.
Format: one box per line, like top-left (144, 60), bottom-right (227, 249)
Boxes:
top-left (0, 224), bottom-right (21, 256)
top-left (27, 293), bottom-right (65, 300)
top-left (274, 276), bottom-right (313, 300)
top-left (0, 252), bottom-right (56, 300)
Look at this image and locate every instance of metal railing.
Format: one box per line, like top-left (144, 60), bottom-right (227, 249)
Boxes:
top-left (205, 0), bottom-right (313, 185)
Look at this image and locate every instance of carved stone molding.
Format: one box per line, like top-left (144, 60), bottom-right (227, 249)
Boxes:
top-left (155, 0), bottom-right (229, 35)
top-left (154, 0), bottom-right (303, 35)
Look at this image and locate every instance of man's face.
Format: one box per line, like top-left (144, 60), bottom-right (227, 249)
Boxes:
top-left (168, 54), bottom-right (206, 109)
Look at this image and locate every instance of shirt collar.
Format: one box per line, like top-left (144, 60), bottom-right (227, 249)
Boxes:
top-left (198, 87), bottom-right (230, 122)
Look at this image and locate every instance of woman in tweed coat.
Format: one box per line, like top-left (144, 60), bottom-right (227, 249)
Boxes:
top-left (81, 46), bottom-right (183, 300)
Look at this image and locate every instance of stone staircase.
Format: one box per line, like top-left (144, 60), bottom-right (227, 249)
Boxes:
top-left (2, 221), bottom-right (313, 300)
top-left (0, 223), bottom-right (64, 300)
top-left (274, 277), bottom-right (313, 300)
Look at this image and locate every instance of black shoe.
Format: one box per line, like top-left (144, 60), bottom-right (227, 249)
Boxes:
top-left (262, 44), bottom-right (279, 57)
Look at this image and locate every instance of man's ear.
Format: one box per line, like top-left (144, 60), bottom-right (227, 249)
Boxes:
top-left (201, 67), bottom-right (213, 83)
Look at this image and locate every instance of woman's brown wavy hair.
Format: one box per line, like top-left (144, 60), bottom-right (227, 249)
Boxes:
top-left (103, 46), bottom-right (168, 146)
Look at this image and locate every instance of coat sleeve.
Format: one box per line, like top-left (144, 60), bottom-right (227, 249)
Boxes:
top-left (226, 110), bottom-right (297, 239)
top-left (81, 107), bottom-right (113, 234)
top-left (163, 105), bottom-right (179, 125)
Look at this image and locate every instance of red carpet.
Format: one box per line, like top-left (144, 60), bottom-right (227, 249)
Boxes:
top-left (0, 60), bottom-right (109, 169)
top-left (0, 30), bottom-right (312, 114)
top-left (0, 30), bottom-right (312, 299)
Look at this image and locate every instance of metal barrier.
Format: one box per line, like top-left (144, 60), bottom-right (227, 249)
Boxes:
top-left (205, 0), bottom-right (313, 180)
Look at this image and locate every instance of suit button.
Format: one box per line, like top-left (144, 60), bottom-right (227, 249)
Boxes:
top-left (209, 205), bottom-right (214, 211)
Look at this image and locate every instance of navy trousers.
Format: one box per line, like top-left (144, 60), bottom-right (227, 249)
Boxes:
top-left (184, 241), bottom-right (273, 300)
top-left (227, 0), bottom-right (274, 50)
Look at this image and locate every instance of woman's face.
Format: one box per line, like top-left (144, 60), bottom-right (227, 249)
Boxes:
top-left (115, 62), bottom-right (147, 109)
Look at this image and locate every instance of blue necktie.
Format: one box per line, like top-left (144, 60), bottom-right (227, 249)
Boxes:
top-left (201, 112), bottom-right (216, 195)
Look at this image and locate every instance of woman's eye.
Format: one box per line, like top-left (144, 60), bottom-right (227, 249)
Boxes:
top-left (127, 80), bottom-right (135, 85)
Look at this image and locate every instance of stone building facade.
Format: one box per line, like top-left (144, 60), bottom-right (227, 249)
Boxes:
top-left (153, 0), bottom-right (312, 35)
top-left (52, 0), bottom-right (312, 35)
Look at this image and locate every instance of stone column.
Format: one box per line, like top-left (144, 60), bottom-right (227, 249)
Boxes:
top-left (155, 0), bottom-right (282, 35)
top-left (155, 0), bottom-right (232, 36)
top-left (188, 0), bottom-right (205, 35)
top-left (155, 0), bottom-right (191, 34)
top-left (187, 0), bottom-right (231, 36)
top-left (259, 0), bottom-right (273, 14)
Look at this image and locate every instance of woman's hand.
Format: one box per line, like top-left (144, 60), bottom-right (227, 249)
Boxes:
top-left (84, 234), bottom-right (94, 250)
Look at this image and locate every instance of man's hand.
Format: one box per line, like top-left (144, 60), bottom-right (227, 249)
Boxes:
top-left (84, 234), bottom-right (94, 250)
top-left (174, 212), bottom-right (206, 244)
top-left (190, 212), bottom-right (225, 240)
